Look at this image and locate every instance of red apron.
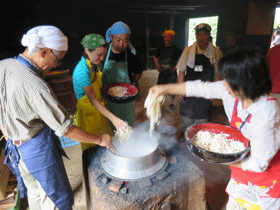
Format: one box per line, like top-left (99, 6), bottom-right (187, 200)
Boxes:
top-left (230, 98), bottom-right (280, 198)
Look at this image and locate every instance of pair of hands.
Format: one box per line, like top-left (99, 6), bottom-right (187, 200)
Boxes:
top-left (98, 118), bottom-right (128, 148)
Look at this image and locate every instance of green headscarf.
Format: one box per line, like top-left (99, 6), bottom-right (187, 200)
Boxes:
top-left (81, 34), bottom-right (107, 49)
top-left (194, 23), bottom-right (211, 33)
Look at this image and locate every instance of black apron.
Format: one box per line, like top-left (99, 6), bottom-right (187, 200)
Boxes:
top-left (157, 45), bottom-right (178, 85)
top-left (179, 54), bottom-right (214, 119)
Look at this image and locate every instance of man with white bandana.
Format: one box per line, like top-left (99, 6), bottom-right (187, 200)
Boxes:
top-left (177, 23), bottom-right (222, 138)
top-left (0, 25), bottom-right (112, 210)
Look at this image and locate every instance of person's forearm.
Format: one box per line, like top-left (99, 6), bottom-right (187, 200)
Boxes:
top-left (229, 161), bottom-right (242, 168)
top-left (84, 86), bottom-right (118, 124)
top-left (90, 97), bottom-right (118, 124)
top-left (162, 82), bottom-right (187, 96)
top-left (132, 73), bottom-right (142, 87)
top-left (0, 123), bottom-right (7, 141)
top-left (177, 70), bottom-right (185, 83)
top-left (153, 55), bottom-right (158, 66)
top-left (64, 124), bottom-right (101, 144)
top-left (153, 56), bottom-right (161, 71)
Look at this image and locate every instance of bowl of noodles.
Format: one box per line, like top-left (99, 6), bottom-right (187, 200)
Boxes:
top-left (185, 123), bottom-right (251, 164)
top-left (101, 82), bottom-right (139, 103)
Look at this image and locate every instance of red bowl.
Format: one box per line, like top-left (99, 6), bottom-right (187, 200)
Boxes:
top-left (185, 123), bottom-right (251, 164)
top-left (101, 82), bottom-right (139, 103)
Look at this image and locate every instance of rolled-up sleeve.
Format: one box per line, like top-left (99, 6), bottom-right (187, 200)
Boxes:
top-left (176, 47), bottom-right (191, 72)
top-left (33, 88), bottom-right (73, 137)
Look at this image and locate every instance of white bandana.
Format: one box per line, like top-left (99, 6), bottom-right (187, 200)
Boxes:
top-left (21, 25), bottom-right (68, 55)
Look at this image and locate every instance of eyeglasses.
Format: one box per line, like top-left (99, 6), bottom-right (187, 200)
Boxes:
top-left (50, 49), bottom-right (62, 66)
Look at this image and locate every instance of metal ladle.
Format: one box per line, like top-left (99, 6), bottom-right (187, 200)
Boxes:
top-left (109, 143), bottom-right (117, 154)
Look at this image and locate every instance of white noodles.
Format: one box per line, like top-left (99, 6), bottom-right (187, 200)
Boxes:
top-left (191, 131), bottom-right (245, 154)
top-left (115, 126), bottom-right (133, 142)
top-left (144, 92), bottom-right (165, 133)
top-left (108, 86), bottom-right (127, 97)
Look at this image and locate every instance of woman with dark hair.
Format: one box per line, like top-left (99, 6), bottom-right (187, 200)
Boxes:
top-left (73, 34), bottom-right (128, 151)
top-left (148, 47), bottom-right (280, 209)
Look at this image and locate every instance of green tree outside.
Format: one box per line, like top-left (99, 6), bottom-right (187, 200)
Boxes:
top-left (273, 8), bottom-right (280, 31)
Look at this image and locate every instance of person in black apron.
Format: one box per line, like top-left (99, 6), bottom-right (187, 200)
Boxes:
top-left (177, 23), bottom-right (222, 138)
top-left (1, 26), bottom-right (112, 210)
top-left (153, 30), bottom-right (183, 112)
top-left (179, 51), bottom-right (215, 124)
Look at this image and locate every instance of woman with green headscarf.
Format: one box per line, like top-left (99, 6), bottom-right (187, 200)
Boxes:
top-left (73, 34), bottom-right (128, 151)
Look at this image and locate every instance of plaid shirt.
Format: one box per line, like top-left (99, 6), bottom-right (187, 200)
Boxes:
top-left (0, 54), bottom-right (73, 141)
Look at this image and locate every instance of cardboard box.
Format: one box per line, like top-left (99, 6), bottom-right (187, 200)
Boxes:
top-left (0, 147), bottom-right (10, 200)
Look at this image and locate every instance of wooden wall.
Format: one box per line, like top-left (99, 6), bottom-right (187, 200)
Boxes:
top-left (0, 0), bottom-right (277, 70)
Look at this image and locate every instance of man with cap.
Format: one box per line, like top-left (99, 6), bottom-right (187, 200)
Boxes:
top-left (102, 21), bottom-right (143, 130)
top-left (0, 26), bottom-right (112, 210)
top-left (176, 23), bottom-right (222, 139)
top-left (73, 34), bottom-right (128, 152)
top-left (153, 30), bottom-right (183, 112)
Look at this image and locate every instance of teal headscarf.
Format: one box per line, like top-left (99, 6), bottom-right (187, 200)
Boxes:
top-left (105, 21), bottom-right (136, 55)
top-left (105, 21), bottom-right (131, 42)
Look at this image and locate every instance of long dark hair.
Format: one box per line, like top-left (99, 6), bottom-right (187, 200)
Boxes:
top-left (218, 47), bottom-right (272, 101)
top-left (82, 43), bottom-right (109, 83)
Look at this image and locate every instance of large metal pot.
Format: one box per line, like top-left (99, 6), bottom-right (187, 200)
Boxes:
top-left (101, 131), bottom-right (168, 181)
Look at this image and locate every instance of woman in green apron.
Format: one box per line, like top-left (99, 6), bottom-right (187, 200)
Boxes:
top-left (73, 34), bottom-right (128, 151)
top-left (102, 21), bottom-right (139, 131)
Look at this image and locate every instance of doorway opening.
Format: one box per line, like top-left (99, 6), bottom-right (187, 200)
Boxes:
top-left (187, 16), bottom-right (219, 47)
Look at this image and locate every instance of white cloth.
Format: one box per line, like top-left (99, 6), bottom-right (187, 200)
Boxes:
top-left (186, 41), bottom-right (216, 68)
top-left (185, 80), bottom-right (280, 209)
top-left (21, 25), bottom-right (68, 55)
top-left (176, 42), bottom-right (222, 73)
top-left (271, 35), bottom-right (280, 47)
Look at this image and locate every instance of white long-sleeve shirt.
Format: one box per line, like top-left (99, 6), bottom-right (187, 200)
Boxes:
top-left (186, 80), bottom-right (280, 173)
top-left (186, 80), bottom-right (280, 208)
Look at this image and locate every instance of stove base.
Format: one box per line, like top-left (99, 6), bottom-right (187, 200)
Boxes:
top-left (85, 143), bottom-right (206, 210)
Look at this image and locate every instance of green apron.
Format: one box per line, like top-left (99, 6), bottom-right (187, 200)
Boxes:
top-left (102, 44), bottom-right (135, 131)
